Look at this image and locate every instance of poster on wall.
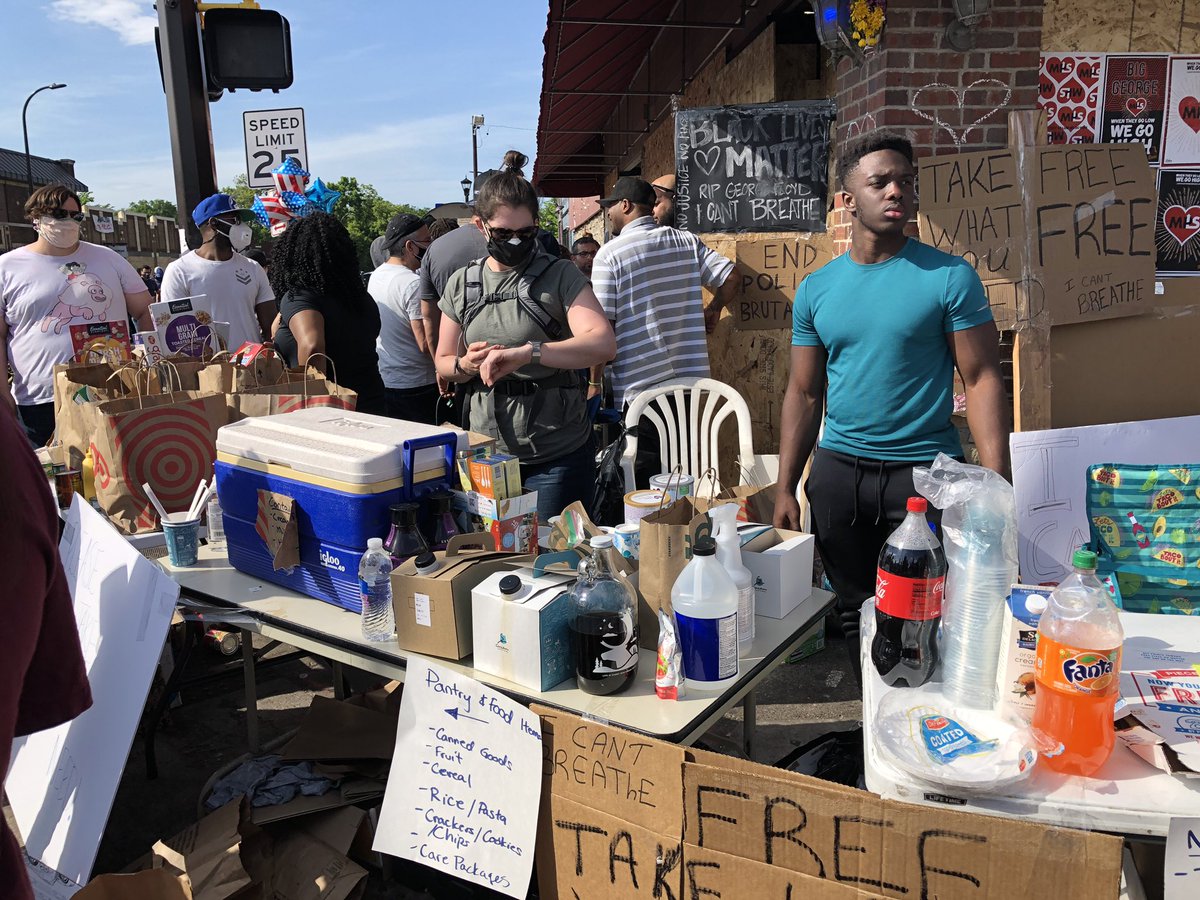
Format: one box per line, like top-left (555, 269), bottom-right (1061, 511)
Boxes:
top-left (1162, 56), bottom-right (1200, 166)
top-left (1101, 54), bottom-right (1168, 163)
top-left (1039, 53), bottom-right (1103, 144)
top-left (1154, 169), bottom-right (1200, 275)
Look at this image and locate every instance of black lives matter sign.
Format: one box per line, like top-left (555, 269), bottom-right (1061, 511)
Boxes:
top-left (1101, 55), bottom-right (1168, 163)
top-left (674, 100), bottom-right (835, 234)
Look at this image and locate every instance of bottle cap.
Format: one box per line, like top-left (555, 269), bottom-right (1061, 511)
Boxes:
top-left (499, 574), bottom-right (522, 596)
top-left (367, 537), bottom-right (383, 550)
top-left (590, 534), bottom-right (613, 549)
top-left (415, 552), bottom-right (438, 573)
top-left (693, 537), bottom-right (716, 557)
top-left (1072, 548), bottom-right (1098, 570)
top-left (906, 497), bottom-right (928, 514)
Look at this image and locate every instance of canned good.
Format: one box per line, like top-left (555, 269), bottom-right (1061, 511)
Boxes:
top-left (204, 629), bottom-right (242, 656)
top-left (624, 489), bottom-right (670, 523)
top-left (650, 472), bottom-right (694, 503)
top-left (55, 469), bottom-right (84, 510)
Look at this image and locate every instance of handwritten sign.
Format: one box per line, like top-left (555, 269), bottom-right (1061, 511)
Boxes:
top-left (1166, 818), bottom-right (1200, 900)
top-left (373, 660), bottom-right (541, 899)
top-left (674, 100), bottom-right (835, 234)
top-left (734, 235), bottom-right (832, 330)
top-left (919, 144), bottom-right (1157, 326)
top-left (1101, 54), bottom-right (1168, 162)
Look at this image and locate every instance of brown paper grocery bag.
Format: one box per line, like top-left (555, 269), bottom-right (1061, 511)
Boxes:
top-left (637, 497), bottom-right (713, 616)
top-left (694, 482), bottom-right (777, 523)
top-left (53, 360), bottom-right (159, 469)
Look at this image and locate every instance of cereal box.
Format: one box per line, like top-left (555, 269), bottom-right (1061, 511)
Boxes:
top-left (69, 320), bottom-right (129, 363)
top-left (150, 296), bottom-right (215, 357)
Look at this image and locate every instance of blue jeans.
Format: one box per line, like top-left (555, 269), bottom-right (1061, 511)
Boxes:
top-left (521, 438), bottom-right (596, 522)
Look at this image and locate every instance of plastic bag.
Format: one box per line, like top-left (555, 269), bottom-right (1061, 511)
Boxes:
top-left (913, 454), bottom-right (1018, 709)
top-left (590, 430), bottom-right (627, 527)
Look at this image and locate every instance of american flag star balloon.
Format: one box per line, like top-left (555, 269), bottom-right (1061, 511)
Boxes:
top-left (271, 157), bottom-right (310, 195)
top-left (252, 193), bottom-right (292, 236)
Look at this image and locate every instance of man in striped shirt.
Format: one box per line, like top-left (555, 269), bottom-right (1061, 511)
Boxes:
top-left (591, 176), bottom-right (737, 488)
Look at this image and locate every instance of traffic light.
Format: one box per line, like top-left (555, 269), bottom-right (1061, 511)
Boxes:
top-left (202, 8), bottom-right (293, 92)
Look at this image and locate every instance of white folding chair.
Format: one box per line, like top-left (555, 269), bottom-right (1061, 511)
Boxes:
top-left (620, 378), bottom-right (755, 491)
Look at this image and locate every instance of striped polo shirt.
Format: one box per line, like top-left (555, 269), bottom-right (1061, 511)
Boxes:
top-left (591, 216), bottom-right (734, 407)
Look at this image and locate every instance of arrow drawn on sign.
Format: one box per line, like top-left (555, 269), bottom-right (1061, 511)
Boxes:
top-left (445, 707), bottom-right (487, 724)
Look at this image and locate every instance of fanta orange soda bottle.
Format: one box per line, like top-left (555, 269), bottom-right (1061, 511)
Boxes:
top-left (1032, 549), bottom-right (1124, 776)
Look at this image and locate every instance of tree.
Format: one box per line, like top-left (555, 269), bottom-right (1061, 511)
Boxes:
top-left (126, 199), bottom-right (178, 219)
top-left (539, 198), bottom-right (560, 236)
top-left (327, 176), bottom-right (428, 269)
top-left (77, 190), bottom-right (102, 208)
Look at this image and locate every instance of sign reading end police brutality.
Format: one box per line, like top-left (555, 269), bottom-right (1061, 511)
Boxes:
top-left (243, 107), bottom-right (308, 189)
top-left (675, 100), bottom-right (836, 234)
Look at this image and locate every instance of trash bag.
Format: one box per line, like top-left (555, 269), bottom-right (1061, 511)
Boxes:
top-left (590, 430), bottom-right (627, 527)
top-left (774, 726), bottom-right (864, 788)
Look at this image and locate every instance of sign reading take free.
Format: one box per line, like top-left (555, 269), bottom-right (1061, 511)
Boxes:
top-left (243, 107), bottom-right (307, 189)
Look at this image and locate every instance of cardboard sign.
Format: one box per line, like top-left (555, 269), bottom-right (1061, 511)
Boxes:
top-left (918, 144), bottom-right (1157, 326)
top-left (1101, 54), bottom-right (1168, 162)
top-left (674, 100), bottom-right (835, 233)
top-left (1162, 57), bottom-right (1200, 167)
top-left (374, 660), bottom-right (542, 899)
top-left (1039, 53), bottom-right (1103, 144)
top-left (256, 489), bottom-right (299, 570)
top-left (1155, 168), bottom-right (1200, 274)
top-left (734, 235), bottom-right (832, 330)
top-left (1166, 818), bottom-right (1200, 900)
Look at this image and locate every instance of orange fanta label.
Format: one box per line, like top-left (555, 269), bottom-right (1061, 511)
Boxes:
top-left (1035, 635), bottom-right (1121, 697)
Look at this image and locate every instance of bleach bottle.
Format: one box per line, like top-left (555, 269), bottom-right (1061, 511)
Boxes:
top-left (711, 503), bottom-right (754, 652)
top-left (671, 537), bottom-right (739, 691)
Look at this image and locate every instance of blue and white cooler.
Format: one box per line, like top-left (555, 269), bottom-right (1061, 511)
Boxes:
top-left (214, 409), bottom-right (461, 611)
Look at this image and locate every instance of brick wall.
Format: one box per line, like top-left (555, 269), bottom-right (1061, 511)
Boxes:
top-left (829, 0), bottom-right (1045, 253)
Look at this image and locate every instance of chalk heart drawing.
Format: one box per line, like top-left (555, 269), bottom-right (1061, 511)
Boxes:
top-left (1164, 205), bottom-right (1200, 246)
top-left (1178, 96), bottom-right (1200, 134)
top-left (1126, 96), bottom-right (1148, 118)
top-left (693, 146), bottom-right (722, 176)
top-left (911, 79), bottom-right (1013, 146)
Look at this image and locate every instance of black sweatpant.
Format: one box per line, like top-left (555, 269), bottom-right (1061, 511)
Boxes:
top-left (804, 447), bottom-right (945, 686)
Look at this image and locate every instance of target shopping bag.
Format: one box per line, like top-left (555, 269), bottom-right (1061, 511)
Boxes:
top-left (90, 390), bottom-right (228, 534)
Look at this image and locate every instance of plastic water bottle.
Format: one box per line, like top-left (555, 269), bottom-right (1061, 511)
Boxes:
top-left (358, 537), bottom-right (395, 642)
top-left (671, 538), bottom-right (739, 691)
top-left (711, 503), bottom-right (754, 652)
top-left (1031, 548), bottom-right (1124, 776)
top-left (206, 493), bottom-right (226, 554)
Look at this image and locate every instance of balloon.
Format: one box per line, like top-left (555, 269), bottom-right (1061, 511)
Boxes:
top-left (271, 157), bottom-right (310, 195)
top-left (304, 178), bottom-right (341, 214)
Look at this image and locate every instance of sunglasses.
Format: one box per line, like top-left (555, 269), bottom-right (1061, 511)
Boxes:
top-left (486, 225), bottom-right (539, 242)
top-left (47, 208), bottom-right (86, 223)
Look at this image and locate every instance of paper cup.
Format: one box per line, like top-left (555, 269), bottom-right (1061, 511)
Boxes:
top-left (162, 516), bottom-right (200, 567)
top-left (613, 522), bottom-right (641, 560)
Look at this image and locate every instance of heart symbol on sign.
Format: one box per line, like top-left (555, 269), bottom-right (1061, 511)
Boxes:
top-left (1179, 97), bottom-right (1200, 133)
top-left (693, 146), bottom-right (722, 177)
top-left (911, 79), bottom-right (1014, 147)
top-left (1164, 205), bottom-right (1200, 245)
top-left (1126, 96), bottom-right (1148, 118)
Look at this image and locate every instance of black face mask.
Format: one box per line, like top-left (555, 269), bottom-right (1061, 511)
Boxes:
top-left (488, 234), bottom-right (538, 268)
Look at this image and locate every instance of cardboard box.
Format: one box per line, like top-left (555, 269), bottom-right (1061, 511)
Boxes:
top-left (995, 585), bottom-right (1046, 723)
top-left (741, 528), bottom-right (814, 618)
top-left (469, 453), bottom-right (520, 499)
top-left (472, 564), bottom-right (575, 691)
top-left (454, 489), bottom-right (540, 553)
top-left (150, 295), bottom-right (216, 357)
top-left (392, 533), bottom-right (531, 660)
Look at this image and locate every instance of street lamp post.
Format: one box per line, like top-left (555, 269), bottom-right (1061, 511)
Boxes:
top-left (471, 114), bottom-right (485, 191)
top-left (460, 177), bottom-right (471, 204)
top-left (22, 83), bottom-right (67, 195)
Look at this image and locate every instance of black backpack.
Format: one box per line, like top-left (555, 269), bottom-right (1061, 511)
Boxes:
top-left (459, 251), bottom-right (564, 340)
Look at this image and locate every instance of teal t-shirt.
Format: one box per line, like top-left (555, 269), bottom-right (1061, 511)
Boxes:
top-left (792, 239), bottom-right (993, 462)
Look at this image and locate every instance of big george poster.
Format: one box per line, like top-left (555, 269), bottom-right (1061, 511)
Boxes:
top-left (1162, 56), bottom-right (1200, 167)
top-left (1101, 55), bottom-right (1167, 163)
top-left (1040, 53), bottom-right (1103, 144)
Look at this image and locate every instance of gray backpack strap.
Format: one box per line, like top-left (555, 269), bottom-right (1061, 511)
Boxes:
top-left (458, 258), bottom-right (489, 336)
top-left (515, 253), bottom-right (563, 340)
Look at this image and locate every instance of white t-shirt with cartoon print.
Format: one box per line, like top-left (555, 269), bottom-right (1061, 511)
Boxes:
top-left (159, 251), bottom-right (274, 352)
top-left (0, 242), bottom-right (144, 405)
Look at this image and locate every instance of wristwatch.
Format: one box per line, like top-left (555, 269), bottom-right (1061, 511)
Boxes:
top-left (529, 341), bottom-right (542, 365)
top-left (453, 356), bottom-right (465, 375)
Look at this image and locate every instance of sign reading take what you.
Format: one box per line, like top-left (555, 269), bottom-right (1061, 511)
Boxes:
top-left (675, 100), bottom-right (836, 234)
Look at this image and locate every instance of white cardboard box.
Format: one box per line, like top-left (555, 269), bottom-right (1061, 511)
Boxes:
top-left (471, 567), bottom-right (575, 692)
top-left (740, 528), bottom-right (814, 619)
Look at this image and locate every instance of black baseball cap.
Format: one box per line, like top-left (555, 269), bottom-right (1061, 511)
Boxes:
top-left (598, 176), bottom-right (656, 209)
top-left (381, 213), bottom-right (429, 253)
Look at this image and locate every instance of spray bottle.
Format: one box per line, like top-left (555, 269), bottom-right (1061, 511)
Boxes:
top-left (711, 503), bottom-right (754, 652)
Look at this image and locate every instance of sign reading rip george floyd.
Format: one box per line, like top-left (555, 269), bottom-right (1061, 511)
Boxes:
top-left (734, 234), bottom-right (832, 330)
top-left (675, 100), bottom-right (836, 234)
top-left (919, 143), bottom-right (1157, 327)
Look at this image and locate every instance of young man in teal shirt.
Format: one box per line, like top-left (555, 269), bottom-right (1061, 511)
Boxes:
top-left (773, 132), bottom-right (1009, 675)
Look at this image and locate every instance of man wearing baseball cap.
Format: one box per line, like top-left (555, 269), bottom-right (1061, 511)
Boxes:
top-left (650, 174), bottom-right (677, 227)
top-left (159, 193), bottom-right (275, 352)
top-left (590, 176), bottom-right (738, 487)
top-left (368, 213), bottom-right (439, 423)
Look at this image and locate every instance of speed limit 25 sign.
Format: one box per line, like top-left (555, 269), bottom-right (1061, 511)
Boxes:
top-left (243, 107), bottom-right (308, 189)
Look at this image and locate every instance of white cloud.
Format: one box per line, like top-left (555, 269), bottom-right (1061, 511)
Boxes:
top-left (50, 0), bottom-right (156, 46)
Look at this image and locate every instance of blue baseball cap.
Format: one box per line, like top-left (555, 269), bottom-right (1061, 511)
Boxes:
top-left (192, 193), bottom-right (257, 227)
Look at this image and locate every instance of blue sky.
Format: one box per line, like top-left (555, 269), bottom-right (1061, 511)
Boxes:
top-left (0, 1), bottom-right (546, 211)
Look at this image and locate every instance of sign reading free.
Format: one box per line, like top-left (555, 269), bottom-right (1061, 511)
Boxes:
top-left (243, 107), bottom-right (307, 189)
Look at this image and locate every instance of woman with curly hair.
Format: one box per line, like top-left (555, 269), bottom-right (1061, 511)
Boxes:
top-left (271, 212), bottom-right (386, 414)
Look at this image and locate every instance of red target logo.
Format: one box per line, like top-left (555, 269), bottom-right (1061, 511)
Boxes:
top-left (276, 395), bottom-right (355, 414)
top-left (90, 442), bottom-right (112, 489)
top-left (111, 402), bottom-right (215, 515)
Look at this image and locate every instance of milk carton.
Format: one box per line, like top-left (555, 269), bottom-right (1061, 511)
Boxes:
top-left (995, 585), bottom-right (1049, 722)
top-left (150, 295), bottom-right (215, 357)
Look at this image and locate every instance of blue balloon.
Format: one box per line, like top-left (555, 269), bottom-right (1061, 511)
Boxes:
top-left (304, 177), bottom-right (341, 214)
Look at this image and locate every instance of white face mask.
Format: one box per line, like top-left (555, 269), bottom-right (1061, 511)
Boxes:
top-left (36, 216), bottom-right (81, 249)
top-left (214, 220), bottom-right (253, 252)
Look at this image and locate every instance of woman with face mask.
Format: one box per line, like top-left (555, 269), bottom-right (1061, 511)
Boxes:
top-left (158, 193), bottom-right (276, 352)
top-left (0, 183), bottom-right (153, 447)
top-left (436, 151), bottom-right (616, 521)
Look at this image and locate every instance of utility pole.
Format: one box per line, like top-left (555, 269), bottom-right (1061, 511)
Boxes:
top-left (471, 114), bottom-right (484, 197)
top-left (158, 0), bottom-right (218, 250)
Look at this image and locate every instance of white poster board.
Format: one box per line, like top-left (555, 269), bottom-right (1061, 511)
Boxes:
top-left (373, 660), bottom-right (542, 899)
top-left (1166, 817), bottom-right (1200, 900)
top-left (1011, 415), bottom-right (1200, 583)
top-left (243, 107), bottom-right (307, 189)
top-left (6, 499), bottom-right (180, 885)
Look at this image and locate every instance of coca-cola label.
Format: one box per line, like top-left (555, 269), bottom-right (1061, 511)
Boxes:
top-left (875, 568), bottom-right (944, 620)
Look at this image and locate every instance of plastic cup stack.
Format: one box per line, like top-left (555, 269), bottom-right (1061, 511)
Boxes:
top-left (941, 561), bottom-right (1011, 708)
